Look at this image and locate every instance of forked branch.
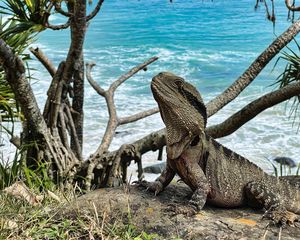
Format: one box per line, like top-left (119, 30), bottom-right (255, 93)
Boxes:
top-left (84, 56), bottom-right (159, 189)
top-left (86, 56), bottom-right (159, 151)
top-left (86, 0), bottom-right (105, 21)
top-left (110, 56), bottom-right (158, 91)
top-left (54, 2), bottom-right (72, 17)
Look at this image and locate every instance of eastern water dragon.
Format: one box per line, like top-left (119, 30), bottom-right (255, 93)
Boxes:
top-left (137, 72), bottom-right (300, 225)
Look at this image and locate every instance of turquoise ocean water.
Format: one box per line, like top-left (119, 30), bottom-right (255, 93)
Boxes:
top-left (25, 0), bottom-right (300, 174)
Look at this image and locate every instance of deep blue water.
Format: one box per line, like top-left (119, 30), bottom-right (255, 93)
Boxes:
top-left (29, 0), bottom-right (299, 172)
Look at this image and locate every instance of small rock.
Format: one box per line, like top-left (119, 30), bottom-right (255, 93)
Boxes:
top-left (3, 181), bottom-right (43, 206)
top-left (273, 157), bottom-right (297, 168)
top-left (143, 162), bottom-right (166, 174)
top-left (114, 131), bottom-right (130, 137)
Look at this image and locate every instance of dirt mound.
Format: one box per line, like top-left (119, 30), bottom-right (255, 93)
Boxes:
top-left (72, 184), bottom-right (300, 239)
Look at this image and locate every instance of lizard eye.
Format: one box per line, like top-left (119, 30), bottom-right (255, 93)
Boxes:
top-left (190, 135), bottom-right (200, 146)
top-left (175, 79), bottom-right (183, 88)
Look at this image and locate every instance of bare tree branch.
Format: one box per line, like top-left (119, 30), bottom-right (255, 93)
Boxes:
top-left (86, 56), bottom-right (159, 153)
top-left (206, 18), bottom-right (300, 116)
top-left (119, 107), bottom-right (159, 125)
top-left (54, 2), bottom-right (72, 17)
top-left (86, 0), bottom-right (105, 21)
top-left (84, 57), bottom-right (158, 189)
top-left (99, 93), bottom-right (118, 151)
top-left (29, 47), bottom-right (56, 77)
top-left (45, 19), bottom-right (71, 30)
top-left (80, 128), bottom-right (166, 186)
top-left (86, 62), bottom-right (106, 96)
top-left (107, 143), bottom-right (126, 186)
top-left (207, 81), bottom-right (300, 138)
top-left (109, 56), bottom-right (158, 92)
top-left (285, 0), bottom-right (300, 11)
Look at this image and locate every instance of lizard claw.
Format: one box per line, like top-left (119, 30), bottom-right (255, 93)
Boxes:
top-left (132, 180), bottom-right (163, 195)
top-left (263, 208), bottom-right (300, 227)
top-left (176, 178), bottom-right (184, 183)
top-left (166, 203), bottom-right (198, 217)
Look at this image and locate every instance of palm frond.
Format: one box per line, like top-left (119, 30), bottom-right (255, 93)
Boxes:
top-left (273, 40), bottom-right (300, 128)
top-left (0, 0), bottom-right (49, 38)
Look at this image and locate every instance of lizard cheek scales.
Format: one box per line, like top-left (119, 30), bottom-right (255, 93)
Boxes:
top-left (139, 72), bottom-right (300, 224)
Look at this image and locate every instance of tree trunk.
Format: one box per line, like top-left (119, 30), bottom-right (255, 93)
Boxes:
top-left (0, 40), bottom-right (79, 183)
top-left (0, 40), bottom-right (46, 136)
top-left (71, 34), bottom-right (85, 157)
top-left (66, 1), bottom-right (87, 159)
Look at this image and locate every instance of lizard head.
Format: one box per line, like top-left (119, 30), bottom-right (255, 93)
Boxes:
top-left (151, 72), bottom-right (207, 159)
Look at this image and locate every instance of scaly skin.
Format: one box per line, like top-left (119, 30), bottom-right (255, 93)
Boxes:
top-left (138, 72), bottom-right (300, 225)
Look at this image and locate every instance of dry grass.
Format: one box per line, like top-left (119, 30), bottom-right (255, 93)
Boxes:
top-left (0, 187), bottom-right (160, 240)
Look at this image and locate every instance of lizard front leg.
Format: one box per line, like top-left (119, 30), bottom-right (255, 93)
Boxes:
top-left (135, 161), bottom-right (176, 195)
top-left (245, 181), bottom-right (300, 226)
top-left (169, 156), bottom-right (210, 215)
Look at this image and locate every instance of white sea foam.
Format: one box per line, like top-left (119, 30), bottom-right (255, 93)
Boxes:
top-left (28, 45), bottom-right (299, 175)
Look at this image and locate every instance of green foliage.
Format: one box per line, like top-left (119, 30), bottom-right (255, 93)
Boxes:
top-left (273, 41), bottom-right (300, 126)
top-left (274, 41), bottom-right (300, 90)
top-left (0, 152), bottom-right (21, 190)
top-left (134, 231), bottom-right (161, 240)
top-left (109, 223), bottom-right (161, 240)
top-left (0, 17), bottom-right (28, 127)
top-left (23, 159), bottom-right (54, 190)
top-left (0, 75), bottom-right (22, 124)
top-left (0, 0), bottom-right (49, 37)
top-left (0, 142), bottom-right (55, 191)
top-left (0, 18), bottom-right (35, 54)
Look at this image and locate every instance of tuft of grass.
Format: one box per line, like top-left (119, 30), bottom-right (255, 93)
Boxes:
top-left (0, 152), bottom-right (21, 190)
top-left (0, 148), bottom-right (55, 191)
